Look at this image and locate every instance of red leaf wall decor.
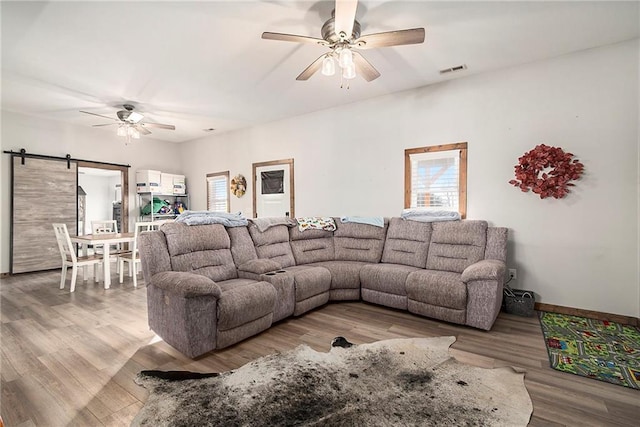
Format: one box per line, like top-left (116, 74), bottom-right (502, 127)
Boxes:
top-left (509, 144), bottom-right (584, 199)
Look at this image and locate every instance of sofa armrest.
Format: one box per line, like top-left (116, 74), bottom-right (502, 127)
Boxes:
top-left (150, 271), bottom-right (222, 298)
top-left (462, 260), bottom-right (506, 331)
top-left (461, 259), bottom-right (506, 283)
top-left (238, 259), bottom-right (282, 275)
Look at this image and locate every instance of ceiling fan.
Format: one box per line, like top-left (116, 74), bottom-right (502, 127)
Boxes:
top-left (80, 104), bottom-right (175, 143)
top-left (262, 0), bottom-right (425, 83)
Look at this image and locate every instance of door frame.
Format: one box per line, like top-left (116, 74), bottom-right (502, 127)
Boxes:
top-left (77, 161), bottom-right (129, 233)
top-left (252, 158), bottom-right (295, 218)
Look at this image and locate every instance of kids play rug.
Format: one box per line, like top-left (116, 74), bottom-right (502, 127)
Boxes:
top-left (539, 311), bottom-right (640, 389)
top-left (132, 336), bottom-right (533, 426)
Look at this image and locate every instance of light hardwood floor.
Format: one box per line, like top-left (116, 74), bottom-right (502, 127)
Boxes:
top-left (1, 270), bottom-right (638, 426)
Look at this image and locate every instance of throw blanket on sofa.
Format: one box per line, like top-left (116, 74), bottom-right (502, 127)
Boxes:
top-left (175, 211), bottom-right (248, 227)
top-left (340, 216), bottom-right (385, 228)
top-left (249, 217), bottom-right (297, 232)
top-left (401, 209), bottom-right (461, 223)
top-left (297, 217), bottom-right (337, 232)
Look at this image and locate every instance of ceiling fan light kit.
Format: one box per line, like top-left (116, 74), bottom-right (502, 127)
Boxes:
top-left (338, 47), bottom-right (353, 68)
top-left (80, 104), bottom-right (175, 145)
top-left (262, 0), bottom-right (425, 87)
top-left (321, 55), bottom-right (336, 76)
top-left (343, 63), bottom-right (356, 80)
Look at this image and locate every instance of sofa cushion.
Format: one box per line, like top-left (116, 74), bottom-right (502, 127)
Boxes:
top-left (485, 227), bottom-right (508, 262)
top-left (360, 264), bottom-right (421, 296)
top-left (381, 218), bottom-right (432, 268)
top-left (248, 224), bottom-right (296, 268)
top-left (216, 279), bottom-right (276, 331)
top-left (310, 261), bottom-right (367, 290)
top-left (333, 219), bottom-right (388, 263)
top-left (285, 265), bottom-right (332, 302)
top-left (405, 270), bottom-right (467, 310)
top-left (361, 288), bottom-right (407, 310)
top-left (289, 227), bottom-right (335, 264)
top-left (162, 223), bottom-right (237, 282)
top-left (227, 226), bottom-right (258, 266)
top-left (426, 221), bottom-right (487, 273)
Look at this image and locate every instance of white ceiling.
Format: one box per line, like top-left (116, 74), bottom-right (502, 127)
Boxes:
top-left (2, 1), bottom-right (638, 143)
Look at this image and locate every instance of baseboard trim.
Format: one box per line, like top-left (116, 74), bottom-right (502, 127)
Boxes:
top-left (535, 302), bottom-right (639, 327)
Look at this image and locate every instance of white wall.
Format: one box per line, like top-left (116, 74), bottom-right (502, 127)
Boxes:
top-left (179, 40), bottom-right (640, 318)
top-left (0, 111), bottom-right (183, 272)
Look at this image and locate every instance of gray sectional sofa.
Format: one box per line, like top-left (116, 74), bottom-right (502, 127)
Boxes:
top-left (138, 218), bottom-right (508, 358)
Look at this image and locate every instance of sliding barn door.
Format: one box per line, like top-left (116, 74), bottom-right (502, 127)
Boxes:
top-left (11, 156), bottom-right (77, 273)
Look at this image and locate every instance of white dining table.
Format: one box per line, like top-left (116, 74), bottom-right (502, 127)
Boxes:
top-left (70, 232), bottom-right (135, 289)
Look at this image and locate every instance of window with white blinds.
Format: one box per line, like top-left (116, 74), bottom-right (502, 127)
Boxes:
top-left (206, 171), bottom-right (230, 212)
top-left (404, 143), bottom-right (467, 218)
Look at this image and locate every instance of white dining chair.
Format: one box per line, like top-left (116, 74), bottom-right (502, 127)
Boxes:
top-left (91, 219), bottom-right (118, 234)
top-left (92, 219), bottom-right (129, 273)
top-left (52, 223), bottom-right (102, 292)
top-left (118, 222), bottom-right (154, 288)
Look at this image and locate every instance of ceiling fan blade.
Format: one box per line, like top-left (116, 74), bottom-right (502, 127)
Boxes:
top-left (143, 122), bottom-right (175, 130)
top-left (334, 0), bottom-right (358, 39)
top-left (353, 28), bottom-right (425, 49)
top-left (91, 123), bottom-right (117, 127)
top-left (353, 52), bottom-right (381, 82)
top-left (296, 54), bottom-right (326, 81)
top-left (80, 110), bottom-right (117, 121)
top-left (136, 125), bottom-right (152, 135)
top-left (262, 32), bottom-right (328, 46)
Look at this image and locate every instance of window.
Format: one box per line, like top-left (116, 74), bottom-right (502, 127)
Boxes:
top-left (206, 171), bottom-right (230, 212)
top-left (404, 142), bottom-right (467, 218)
top-left (260, 170), bottom-right (284, 194)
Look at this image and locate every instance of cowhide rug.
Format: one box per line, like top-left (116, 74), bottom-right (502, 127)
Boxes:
top-left (132, 336), bottom-right (533, 426)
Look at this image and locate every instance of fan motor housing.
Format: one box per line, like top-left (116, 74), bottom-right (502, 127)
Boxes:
top-left (321, 17), bottom-right (361, 43)
top-left (117, 104), bottom-right (136, 121)
top-left (117, 110), bottom-right (131, 121)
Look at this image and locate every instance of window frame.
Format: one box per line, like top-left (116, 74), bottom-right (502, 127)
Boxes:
top-left (206, 171), bottom-right (230, 213)
top-left (404, 142), bottom-right (468, 219)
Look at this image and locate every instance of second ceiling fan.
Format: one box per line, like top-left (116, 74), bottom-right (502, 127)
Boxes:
top-left (262, 0), bottom-right (425, 83)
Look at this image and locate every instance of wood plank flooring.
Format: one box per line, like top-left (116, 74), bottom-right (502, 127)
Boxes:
top-left (1, 269), bottom-right (638, 426)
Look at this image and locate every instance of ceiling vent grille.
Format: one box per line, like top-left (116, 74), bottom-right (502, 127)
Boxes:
top-left (440, 64), bottom-right (468, 75)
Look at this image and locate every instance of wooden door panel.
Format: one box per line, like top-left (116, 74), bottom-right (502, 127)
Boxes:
top-left (12, 157), bottom-right (77, 273)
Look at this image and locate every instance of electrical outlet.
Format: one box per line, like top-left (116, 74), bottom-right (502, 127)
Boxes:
top-left (508, 269), bottom-right (517, 280)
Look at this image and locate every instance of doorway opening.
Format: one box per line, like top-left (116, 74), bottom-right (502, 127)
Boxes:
top-left (77, 161), bottom-right (129, 234)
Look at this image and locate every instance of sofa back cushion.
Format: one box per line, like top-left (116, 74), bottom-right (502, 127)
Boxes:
top-left (248, 224), bottom-right (296, 268)
top-left (485, 227), bottom-right (508, 262)
top-left (227, 226), bottom-right (258, 265)
top-left (426, 220), bottom-right (487, 273)
top-left (333, 219), bottom-right (388, 263)
top-left (381, 218), bottom-right (432, 268)
top-left (289, 227), bottom-right (335, 264)
top-left (162, 222), bottom-right (238, 282)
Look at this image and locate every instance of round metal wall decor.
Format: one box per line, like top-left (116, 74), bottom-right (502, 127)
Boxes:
top-left (509, 144), bottom-right (584, 199)
top-left (231, 174), bottom-right (247, 198)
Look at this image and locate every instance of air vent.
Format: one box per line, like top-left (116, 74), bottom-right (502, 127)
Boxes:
top-left (440, 64), bottom-right (468, 75)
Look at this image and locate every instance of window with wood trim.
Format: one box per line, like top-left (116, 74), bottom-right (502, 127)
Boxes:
top-left (206, 171), bottom-right (230, 212)
top-left (404, 143), bottom-right (467, 218)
